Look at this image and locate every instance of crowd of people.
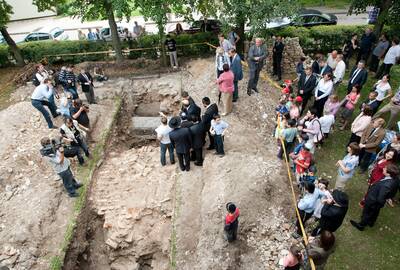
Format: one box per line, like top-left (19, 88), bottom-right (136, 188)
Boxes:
top-left (77, 21), bottom-right (145, 42)
top-left (32, 63), bottom-right (107, 197)
top-left (273, 28), bottom-right (400, 269)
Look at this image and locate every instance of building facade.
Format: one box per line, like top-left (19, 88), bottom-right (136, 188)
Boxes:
top-left (7, 0), bottom-right (56, 21)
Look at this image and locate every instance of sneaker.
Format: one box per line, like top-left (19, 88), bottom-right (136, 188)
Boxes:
top-left (74, 183), bottom-right (83, 189)
top-left (49, 126), bottom-right (59, 130)
top-left (350, 220), bottom-right (364, 231)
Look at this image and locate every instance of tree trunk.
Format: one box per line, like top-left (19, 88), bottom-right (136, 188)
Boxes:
top-left (158, 23), bottom-right (167, 67)
top-left (104, 1), bottom-right (123, 62)
top-left (373, 0), bottom-right (392, 38)
top-left (0, 27), bottom-right (24, 67)
top-left (236, 20), bottom-right (245, 57)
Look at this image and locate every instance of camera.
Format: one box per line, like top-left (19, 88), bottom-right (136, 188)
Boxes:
top-left (40, 138), bottom-right (64, 157)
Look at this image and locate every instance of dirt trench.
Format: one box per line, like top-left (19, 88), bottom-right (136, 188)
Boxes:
top-left (63, 58), bottom-right (296, 270)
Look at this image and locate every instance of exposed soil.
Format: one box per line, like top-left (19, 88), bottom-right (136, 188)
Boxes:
top-left (62, 58), bottom-right (297, 270)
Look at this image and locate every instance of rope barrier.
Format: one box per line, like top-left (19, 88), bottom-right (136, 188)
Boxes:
top-left (204, 42), bottom-right (315, 269)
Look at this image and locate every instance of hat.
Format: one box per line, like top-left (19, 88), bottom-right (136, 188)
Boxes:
top-left (168, 116), bottom-right (181, 129)
top-left (332, 190), bottom-right (349, 207)
top-left (281, 87), bottom-right (290, 95)
top-left (295, 96), bottom-right (303, 102)
top-left (226, 202), bottom-right (236, 213)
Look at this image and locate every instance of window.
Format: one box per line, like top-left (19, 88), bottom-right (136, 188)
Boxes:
top-left (38, 33), bottom-right (51, 40)
top-left (25, 34), bottom-right (37, 42)
top-left (53, 30), bottom-right (63, 38)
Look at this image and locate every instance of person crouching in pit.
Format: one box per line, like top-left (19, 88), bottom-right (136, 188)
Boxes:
top-left (224, 202), bottom-right (240, 242)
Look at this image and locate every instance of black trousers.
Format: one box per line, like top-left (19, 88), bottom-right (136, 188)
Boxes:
top-left (359, 148), bottom-right (374, 172)
top-left (192, 148), bottom-right (203, 164)
top-left (296, 209), bottom-right (313, 235)
top-left (207, 131), bottom-right (215, 149)
top-left (177, 152), bottom-right (190, 171)
top-left (369, 54), bottom-right (380, 72)
top-left (247, 63), bottom-right (263, 91)
top-left (273, 54), bottom-right (283, 80)
top-left (375, 63), bottom-right (393, 79)
top-left (357, 49), bottom-right (371, 64)
top-left (300, 93), bottom-right (312, 115)
top-left (360, 203), bottom-right (382, 227)
top-left (313, 95), bottom-right (329, 117)
top-left (348, 133), bottom-right (361, 146)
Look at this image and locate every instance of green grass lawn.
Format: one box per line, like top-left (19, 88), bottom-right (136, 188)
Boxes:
top-left (300, 0), bottom-right (351, 9)
top-left (315, 64), bottom-right (400, 270)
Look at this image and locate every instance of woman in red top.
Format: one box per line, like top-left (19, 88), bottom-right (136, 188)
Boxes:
top-left (224, 202), bottom-right (240, 242)
top-left (360, 148), bottom-right (398, 207)
top-left (216, 64), bottom-right (234, 116)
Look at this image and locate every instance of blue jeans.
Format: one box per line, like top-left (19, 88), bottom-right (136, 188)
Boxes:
top-left (160, 143), bottom-right (175, 165)
top-left (31, 99), bottom-right (58, 128)
top-left (65, 87), bottom-right (79, 99)
top-left (214, 134), bottom-right (225, 155)
top-left (58, 167), bottom-right (78, 195)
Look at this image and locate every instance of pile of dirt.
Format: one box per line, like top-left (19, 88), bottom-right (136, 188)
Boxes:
top-left (0, 82), bottom-right (120, 269)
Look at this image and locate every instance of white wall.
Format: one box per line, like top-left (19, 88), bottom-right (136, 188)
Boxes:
top-left (7, 0), bottom-right (56, 21)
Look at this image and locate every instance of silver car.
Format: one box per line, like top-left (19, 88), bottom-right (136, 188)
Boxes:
top-left (24, 27), bottom-right (69, 42)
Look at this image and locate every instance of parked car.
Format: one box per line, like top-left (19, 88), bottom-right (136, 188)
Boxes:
top-left (100, 26), bottom-right (124, 41)
top-left (266, 9), bottom-right (337, 29)
top-left (24, 27), bottom-right (69, 42)
top-left (169, 19), bottom-right (222, 34)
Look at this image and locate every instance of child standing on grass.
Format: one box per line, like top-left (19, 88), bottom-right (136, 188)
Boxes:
top-left (340, 85), bottom-right (361, 130)
top-left (278, 119), bottom-right (298, 160)
top-left (210, 114), bottom-right (228, 157)
top-left (224, 202), bottom-right (240, 242)
top-left (335, 142), bottom-right (360, 190)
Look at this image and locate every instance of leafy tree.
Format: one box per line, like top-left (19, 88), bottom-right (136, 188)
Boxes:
top-left (191, 0), bottom-right (300, 54)
top-left (46, 0), bottom-right (131, 62)
top-left (134, 0), bottom-right (187, 66)
top-left (348, 0), bottom-right (399, 37)
top-left (0, 0), bottom-right (24, 66)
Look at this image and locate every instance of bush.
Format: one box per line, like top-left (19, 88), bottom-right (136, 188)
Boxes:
top-left (9, 32), bottom-right (218, 65)
top-left (0, 45), bottom-right (11, 67)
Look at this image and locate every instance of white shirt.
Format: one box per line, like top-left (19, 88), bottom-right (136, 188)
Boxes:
top-left (319, 114), bottom-right (335, 134)
top-left (31, 84), bottom-right (53, 100)
top-left (315, 79), bottom-right (333, 99)
top-left (374, 80), bottom-right (392, 101)
top-left (47, 151), bottom-right (70, 174)
top-left (35, 70), bottom-right (49, 83)
top-left (155, 124), bottom-right (173, 144)
top-left (327, 54), bottom-right (337, 69)
top-left (333, 60), bottom-right (346, 83)
top-left (383, 45), bottom-right (400, 64)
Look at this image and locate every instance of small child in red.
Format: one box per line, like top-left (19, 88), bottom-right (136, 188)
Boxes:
top-left (224, 202), bottom-right (240, 242)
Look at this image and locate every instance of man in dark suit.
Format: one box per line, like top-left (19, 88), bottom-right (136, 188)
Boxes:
top-left (356, 27), bottom-right (376, 64)
top-left (179, 112), bottom-right (193, 128)
top-left (169, 117), bottom-right (192, 172)
top-left (189, 115), bottom-right (205, 166)
top-left (351, 163), bottom-right (399, 231)
top-left (272, 36), bottom-right (285, 81)
top-left (77, 69), bottom-right (96, 104)
top-left (201, 97), bottom-right (218, 150)
top-left (360, 91), bottom-right (380, 115)
top-left (247, 38), bottom-right (267, 95)
top-left (347, 60), bottom-right (368, 93)
top-left (317, 59), bottom-right (333, 78)
top-left (297, 67), bottom-right (317, 114)
top-left (182, 99), bottom-right (201, 120)
top-left (228, 48), bottom-right (243, 102)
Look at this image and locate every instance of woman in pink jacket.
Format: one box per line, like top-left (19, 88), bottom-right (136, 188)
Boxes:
top-left (217, 64), bottom-right (234, 115)
top-left (348, 105), bottom-right (373, 145)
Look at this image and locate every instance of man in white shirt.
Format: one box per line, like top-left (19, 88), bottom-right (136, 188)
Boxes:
top-left (35, 64), bottom-right (49, 84)
top-left (218, 34), bottom-right (233, 53)
top-left (327, 50), bottom-right (338, 69)
top-left (376, 38), bottom-right (400, 79)
top-left (31, 78), bottom-right (59, 129)
top-left (155, 117), bottom-right (175, 166)
top-left (333, 54), bottom-right (346, 88)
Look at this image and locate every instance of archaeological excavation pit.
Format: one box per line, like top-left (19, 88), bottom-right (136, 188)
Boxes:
top-left (62, 59), bottom-right (295, 270)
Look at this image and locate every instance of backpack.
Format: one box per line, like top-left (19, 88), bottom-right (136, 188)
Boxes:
top-left (32, 73), bottom-right (40, 86)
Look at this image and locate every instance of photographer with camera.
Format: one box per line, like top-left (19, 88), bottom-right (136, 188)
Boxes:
top-left (70, 99), bottom-right (90, 129)
top-left (60, 118), bottom-right (90, 158)
top-left (40, 137), bottom-right (83, 197)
